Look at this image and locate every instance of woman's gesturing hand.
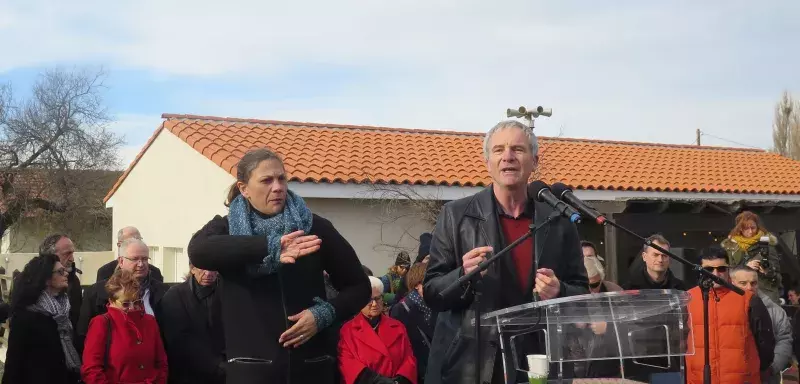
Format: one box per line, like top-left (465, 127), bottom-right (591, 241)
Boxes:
top-left (279, 231), bottom-right (322, 264)
top-left (279, 309), bottom-right (319, 348)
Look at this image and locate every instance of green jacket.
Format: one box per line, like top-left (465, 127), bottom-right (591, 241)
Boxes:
top-left (721, 234), bottom-right (782, 303)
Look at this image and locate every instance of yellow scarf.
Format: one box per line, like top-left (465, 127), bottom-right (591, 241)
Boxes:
top-left (731, 231), bottom-right (765, 251)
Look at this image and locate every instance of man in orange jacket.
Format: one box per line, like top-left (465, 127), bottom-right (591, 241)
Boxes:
top-left (685, 246), bottom-right (775, 384)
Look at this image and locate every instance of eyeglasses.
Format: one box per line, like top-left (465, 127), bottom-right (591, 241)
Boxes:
top-left (703, 266), bottom-right (729, 273)
top-left (589, 281), bottom-right (602, 289)
top-left (52, 268), bottom-right (68, 276)
top-left (369, 296), bottom-right (384, 304)
top-left (119, 299), bottom-right (144, 310)
top-left (122, 256), bottom-right (150, 265)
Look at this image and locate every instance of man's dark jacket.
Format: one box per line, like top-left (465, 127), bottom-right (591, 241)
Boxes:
top-left (624, 261), bottom-right (687, 291)
top-left (622, 261), bottom-right (687, 381)
top-left (423, 187), bottom-right (589, 384)
top-left (67, 269), bottom-right (82, 331)
top-left (161, 278), bottom-right (226, 384)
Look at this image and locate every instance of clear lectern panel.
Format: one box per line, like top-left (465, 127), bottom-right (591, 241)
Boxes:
top-left (482, 290), bottom-right (693, 382)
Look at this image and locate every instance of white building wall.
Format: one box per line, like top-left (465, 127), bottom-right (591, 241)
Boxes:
top-left (107, 130), bottom-right (435, 282)
top-left (305, 198), bottom-right (433, 276)
top-left (107, 130), bottom-right (234, 282)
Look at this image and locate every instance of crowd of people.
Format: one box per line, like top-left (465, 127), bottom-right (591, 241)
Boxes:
top-left (582, 210), bottom-right (799, 384)
top-left (0, 119), bottom-right (798, 384)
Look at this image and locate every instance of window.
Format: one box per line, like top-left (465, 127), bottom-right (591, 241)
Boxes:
top-left (162, 247), bottom-right (184, 283)
top-left (148, 246), bottom-right (160, 268)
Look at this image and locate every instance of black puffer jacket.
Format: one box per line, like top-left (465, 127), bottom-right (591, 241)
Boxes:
top-left (188, 214), bottom-right (370, 384)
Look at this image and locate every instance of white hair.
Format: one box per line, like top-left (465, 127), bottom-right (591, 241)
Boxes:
top-left (368, 276), bottom-right (384, 294)
top-left (117, 226), bottom-right (140, 240)
top-left (119, 238), bottom-right (148, 258)
top-left (584, 256), bottom-right (605, 280)
top-left (482, 120), bottom-right (539, 159)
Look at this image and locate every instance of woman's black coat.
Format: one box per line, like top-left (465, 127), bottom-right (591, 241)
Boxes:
top-left (188, 214), bottom-right (371, 384)
top-left (2, 309), bottom-right (81, 384)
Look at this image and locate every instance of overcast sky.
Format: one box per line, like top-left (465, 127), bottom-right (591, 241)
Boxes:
top-left (2, 1), bottom-right (799, 168)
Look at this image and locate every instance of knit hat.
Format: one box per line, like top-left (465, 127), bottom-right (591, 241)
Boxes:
top-left (416, 232), bottom-right (432, 264)
top-left (394, 251), bottom-right (411, 268)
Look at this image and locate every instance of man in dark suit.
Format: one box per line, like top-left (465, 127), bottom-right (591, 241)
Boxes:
top-left (423, 120), bottom-right (589, 384)
top-left (162, 263), bottom-right (225, 384)
top-left (96, 226), bottom-right (163, 282)
top-left (76, 238), bottom-right (169, 351)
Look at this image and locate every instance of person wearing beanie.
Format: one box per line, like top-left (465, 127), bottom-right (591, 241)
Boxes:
top-left (379, 252), bottom-right (411, 307)
top-left (395, 234), bottom-right (434, 302)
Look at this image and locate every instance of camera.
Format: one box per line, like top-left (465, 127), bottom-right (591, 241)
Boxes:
top-left (750, 236), bottom-right (772, 270)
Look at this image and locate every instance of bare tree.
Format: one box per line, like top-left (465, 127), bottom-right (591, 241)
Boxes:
top-left (361, 182), bottom-right (443, 257)
top-left (772, 91), bottom-right (800, 160)
top-left (0, 67), bottom-right (123, 241)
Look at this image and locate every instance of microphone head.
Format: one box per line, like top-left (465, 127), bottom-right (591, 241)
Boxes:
top-left (550, 182), bottom-right (572, 198)
top-left (528, 180), bottom-right (550, 202)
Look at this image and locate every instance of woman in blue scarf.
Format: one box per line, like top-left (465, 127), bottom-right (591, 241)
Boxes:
top-left (188, 148), bottom-right (371, 384)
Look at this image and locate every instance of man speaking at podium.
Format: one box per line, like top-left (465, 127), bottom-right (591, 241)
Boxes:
top-left (423, 120), bottom-right (589, 384)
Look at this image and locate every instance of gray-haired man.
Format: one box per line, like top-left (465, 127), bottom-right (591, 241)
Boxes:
top-left (76, 238), bottom-right (169, 351)
top-left (96, 226), bottom-right (163, 282)
top-left (730, 265), bottom-right (792, 384)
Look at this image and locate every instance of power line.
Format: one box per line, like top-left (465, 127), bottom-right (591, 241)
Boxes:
top-left (698, 130), bottom-right (764, 150)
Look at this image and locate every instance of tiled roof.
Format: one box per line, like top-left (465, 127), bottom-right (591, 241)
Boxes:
top-left (104, 114), bottom-right (800, 202)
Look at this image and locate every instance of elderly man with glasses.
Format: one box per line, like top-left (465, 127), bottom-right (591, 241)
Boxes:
top-left (76, 238), bottom-right (170, 352)
top-left (96, 226), bottom-right (164, 282)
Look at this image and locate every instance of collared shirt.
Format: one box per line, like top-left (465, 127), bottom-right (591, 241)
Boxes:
top-left (493, 193), bottom-right (534, 219)
top-left (142, 289), bottom-right (154, 316)
top-left (493, 192), bottom-right (535, 292)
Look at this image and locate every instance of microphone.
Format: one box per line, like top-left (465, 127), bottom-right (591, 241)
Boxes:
top-left (551, 182), bottom-right (607, 225)
top-left (528, 181), bottom-right (581, 223)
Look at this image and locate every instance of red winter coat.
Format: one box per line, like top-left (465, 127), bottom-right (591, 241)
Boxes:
top-left (338, 314), bottom-right (417, 384)
top-left (81, 306), bottom-right (168, 384)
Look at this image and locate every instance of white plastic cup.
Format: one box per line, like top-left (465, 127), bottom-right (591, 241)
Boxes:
top-left (527, 354), bottom-right (548, 377)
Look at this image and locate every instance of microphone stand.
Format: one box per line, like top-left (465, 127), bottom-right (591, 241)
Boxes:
top-left (439, 211), bottom-right (561, 384)
top-left (600, 218), bottom-right (743, 384)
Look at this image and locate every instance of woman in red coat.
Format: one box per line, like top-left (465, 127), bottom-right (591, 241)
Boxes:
top-left (81, 268), bottom-right (168, 384)
top-left (339, 276), bottom-right (417, 384)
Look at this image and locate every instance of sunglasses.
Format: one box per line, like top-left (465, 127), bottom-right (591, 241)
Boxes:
top-left (119, 299), bottom-right (144, 310)
top-left (589, 281), bottom-right (602, 289)
top-left (702, 266), bottom-right (729, 273)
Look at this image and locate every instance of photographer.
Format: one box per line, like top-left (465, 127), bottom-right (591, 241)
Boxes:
top-left (721, 211), bottom-right (782, 304)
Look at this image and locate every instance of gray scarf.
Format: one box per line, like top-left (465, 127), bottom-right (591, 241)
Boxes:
top-left (28, 291), bottom-right (82, 371)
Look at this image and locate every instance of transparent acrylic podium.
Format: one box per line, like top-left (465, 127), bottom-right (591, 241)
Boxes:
top-left (481, 289), bottom-right (694, 384)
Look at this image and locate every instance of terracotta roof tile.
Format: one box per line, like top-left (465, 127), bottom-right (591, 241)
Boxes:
top-left (103, 114), bottom-right (800, 202)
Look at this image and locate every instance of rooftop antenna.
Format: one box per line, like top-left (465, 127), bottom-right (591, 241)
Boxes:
top-left (506, 105), bottom-right (553, 129)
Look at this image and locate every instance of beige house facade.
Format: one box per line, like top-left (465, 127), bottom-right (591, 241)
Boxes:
top-left (105, 127), bottom-right (443, 282)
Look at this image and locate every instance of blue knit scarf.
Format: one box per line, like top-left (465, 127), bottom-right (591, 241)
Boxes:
top-left (227, 191), bottom-right (313, 275)
top-left (227, 191), bottom-right (336, 331)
